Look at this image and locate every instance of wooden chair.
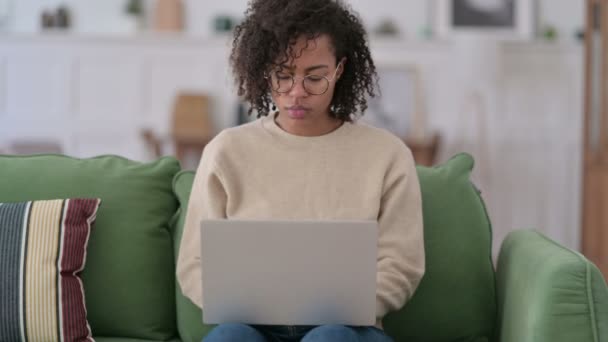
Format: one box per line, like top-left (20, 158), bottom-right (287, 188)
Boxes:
top-left (404, 133), bottom-right (441, 167)
top-left (171, 93), bottom-right (214, 164)
top-left (142, 93), bottom-right (215, 168)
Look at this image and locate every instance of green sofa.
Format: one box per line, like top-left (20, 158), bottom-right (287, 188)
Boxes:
top-left (0, 152), bottom-right (606, 342)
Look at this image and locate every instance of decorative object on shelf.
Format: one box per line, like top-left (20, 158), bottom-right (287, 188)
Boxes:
top-left (40, 5), bottom-right (72, 31)
top-left (124, 0), bottom-right (145, 30)
top-left (540, 24), bottom-right (558, 41)
top-left (213, 15), bottom-right (236, 33)
top-left (125, 0), bottom-right (143, 16)
top-left (55, 5), bottom-right (71, 29)
top-left (41, 9), bottom-right (55, 29)
top-left (435, 0), bottom-right (533, 40)
top-left (373, 18), bottom-right (400, 36)
top-left (153, 0), bottom-right (184, 32)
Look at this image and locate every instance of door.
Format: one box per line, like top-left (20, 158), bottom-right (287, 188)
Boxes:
top-left (582, 0), bottom-right (608, 279)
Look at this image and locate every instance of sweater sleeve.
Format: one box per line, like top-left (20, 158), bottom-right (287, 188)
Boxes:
top-left (176, 145), bottom-right (228, 308)
top-left (375, 145), bottom-right (425, 319)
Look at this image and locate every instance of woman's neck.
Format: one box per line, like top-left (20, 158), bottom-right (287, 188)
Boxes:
top-left (274, 112), bottom-right (344, 137)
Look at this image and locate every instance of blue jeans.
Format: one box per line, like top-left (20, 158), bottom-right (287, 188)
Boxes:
top-left (203, 323), bottom-right (394, 342)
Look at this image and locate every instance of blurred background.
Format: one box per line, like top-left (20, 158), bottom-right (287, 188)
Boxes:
top-left (0, 0), bottom-right (606, 276)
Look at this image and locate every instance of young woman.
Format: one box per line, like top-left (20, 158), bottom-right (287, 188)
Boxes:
top-left (177, 0), bottom-right (425, 341)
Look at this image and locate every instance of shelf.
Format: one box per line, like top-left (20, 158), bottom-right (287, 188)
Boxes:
top-left (0, 31), bottom-right (233, 47)
top-left (0, 32), bottom-right (584, 56)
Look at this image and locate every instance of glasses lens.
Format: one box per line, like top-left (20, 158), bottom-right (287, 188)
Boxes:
top-left (269, 73), bottom-right (329, 95)
top-left (303, 76), bottom-right (329, 95)
top-left (270, 72), bottom-right (293, 93)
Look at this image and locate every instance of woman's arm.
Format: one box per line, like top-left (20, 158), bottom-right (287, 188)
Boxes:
top-left (375, 146), bottom-right (425, 319)
top-left (176, 148), bottom-right (228, 308)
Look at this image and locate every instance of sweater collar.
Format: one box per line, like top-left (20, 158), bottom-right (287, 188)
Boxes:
top-left (260, 112), bottom-right (355, 147)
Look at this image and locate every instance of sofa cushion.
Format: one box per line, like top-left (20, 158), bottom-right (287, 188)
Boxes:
top-left (0, 154), bottom-right (181, 340)
top-left (171, 170), bottom-right (214, 342)
top-left (496, 230), bottom-right (608, 342)
top-left (383, 153), bottom-right (496, 341)
top-left (0, 198), bottom-right (101, 342)
top-left (172, 153), bottom-right (496, 342)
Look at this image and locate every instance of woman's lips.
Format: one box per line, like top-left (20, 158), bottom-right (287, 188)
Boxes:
top-left (287, 106), bottom-right (309, 119)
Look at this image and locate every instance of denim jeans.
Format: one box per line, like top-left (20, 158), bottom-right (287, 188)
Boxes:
top-left (202, 323), bottom-right (394, 342)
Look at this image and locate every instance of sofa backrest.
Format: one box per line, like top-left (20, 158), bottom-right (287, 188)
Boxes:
top-left (383, 153), bottom-right (496, 341)
top-left (172, 153), bottom-right (497, 342)
top-left (0, 154), bottom-right (181, 340)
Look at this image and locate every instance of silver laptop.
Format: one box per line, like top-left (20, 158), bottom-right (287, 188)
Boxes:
top-left (200, 219), bottom-right (378, 326)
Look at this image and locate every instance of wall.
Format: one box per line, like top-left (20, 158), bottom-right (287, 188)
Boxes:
top-left (0, 0), bottom-right (588, 260)
top-left (0, 35), bottom-right (584, 258)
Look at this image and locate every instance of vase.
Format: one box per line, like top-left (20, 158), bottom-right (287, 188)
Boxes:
top-left (153, 0), bottom-right (183, 32)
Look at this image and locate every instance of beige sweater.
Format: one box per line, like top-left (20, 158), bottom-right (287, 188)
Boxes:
top-left (177, 114), bottom-right (425, 323)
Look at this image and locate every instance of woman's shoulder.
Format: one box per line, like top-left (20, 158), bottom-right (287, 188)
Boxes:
top-left (351, 119), bottom-right (412, 156)
top-left (202, 119), bottom-right (263, 160)
top-left (208, 120), bottom-right (262, 147)
top-left (351, 122), bottom-right (416, 176)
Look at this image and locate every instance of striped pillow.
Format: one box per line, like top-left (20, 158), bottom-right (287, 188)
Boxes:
top-left (0, 198), bottom-right (101, 342)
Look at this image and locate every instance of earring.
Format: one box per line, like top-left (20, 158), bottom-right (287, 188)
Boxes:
top-left (271, 104), bottom-right (277, 111)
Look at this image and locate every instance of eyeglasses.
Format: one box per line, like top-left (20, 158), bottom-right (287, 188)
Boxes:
top-left (266, 61), bottom-right (343, 96)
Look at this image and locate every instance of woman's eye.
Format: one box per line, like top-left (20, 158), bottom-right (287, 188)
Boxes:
top-left (307, 76), bottom-right (324, 82)
top-left (276, 73), bottom-right (291, 80)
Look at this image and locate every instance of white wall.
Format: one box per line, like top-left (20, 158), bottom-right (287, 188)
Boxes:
top-left (3, 0), bottom-right (585, 41)
top-left (0, 35), bottom-right (584, 256)
top-left (0, 0), bottom-right (587, 257)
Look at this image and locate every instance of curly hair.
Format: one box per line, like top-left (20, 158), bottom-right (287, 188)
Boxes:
top-left (230, 0), bottom-right (378, 122)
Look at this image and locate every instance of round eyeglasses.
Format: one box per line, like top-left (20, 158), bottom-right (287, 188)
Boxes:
top-left (266, 61), bottom-right (343, 96)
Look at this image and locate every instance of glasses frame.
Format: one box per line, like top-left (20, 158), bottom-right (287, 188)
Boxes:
top-left (265, 60), bottom-right (344, 96)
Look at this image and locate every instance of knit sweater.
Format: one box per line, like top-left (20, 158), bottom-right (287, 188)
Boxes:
top-left (177, 113), bottom-right (425, 323)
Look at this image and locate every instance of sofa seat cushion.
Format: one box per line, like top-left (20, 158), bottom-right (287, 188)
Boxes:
top-left (94, 338), bottom-right (181, 342)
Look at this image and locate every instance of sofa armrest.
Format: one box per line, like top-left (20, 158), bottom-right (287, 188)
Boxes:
top-left (496, 230), bottom-right (608, 342)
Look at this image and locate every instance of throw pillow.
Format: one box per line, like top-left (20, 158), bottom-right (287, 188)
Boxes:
top-left (0, 198), bottom-right (101, 342)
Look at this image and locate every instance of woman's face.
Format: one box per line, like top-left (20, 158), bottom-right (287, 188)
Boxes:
top-left (269, 34), bottom-right (344, 124)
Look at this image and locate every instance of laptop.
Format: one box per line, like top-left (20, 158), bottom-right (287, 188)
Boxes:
top-left (200, 219), bottom-right (378, 326)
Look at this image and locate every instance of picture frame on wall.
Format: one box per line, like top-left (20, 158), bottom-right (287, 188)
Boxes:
top-left (435, 0), bottom-right (534, 40)
top-left (362, 64), bottom-right (428, 142)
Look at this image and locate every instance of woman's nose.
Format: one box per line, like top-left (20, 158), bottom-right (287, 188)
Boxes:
top-left (288, 78), bottom-right (308, 98)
